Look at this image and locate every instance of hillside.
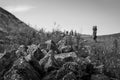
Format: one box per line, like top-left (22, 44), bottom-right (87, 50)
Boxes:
top-left (0, 7), bottom-right (39, 52)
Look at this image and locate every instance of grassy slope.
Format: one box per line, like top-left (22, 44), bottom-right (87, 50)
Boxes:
top-left (0, 7), bottom-right (40, 52)
top-left (82, 33), bottom-right (120, 51)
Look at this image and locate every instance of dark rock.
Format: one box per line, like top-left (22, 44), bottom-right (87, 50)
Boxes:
top-left (4, 57), bottom-right (41, 80)
top-left (45, 40), bottom-right (59, 53)
top-left (62, 72), bottom-right (77, 80)
top-left (58, 45), bottom-right (73, 53)
top-left (91, 74), bottom-right (110, 80)
top-left (16, 45), bottom-right (28, 58)
top-left (0, 50), bottom-right (17, 80)
top-left (39, 50), bottom-right (60, 73)
top-left (27, 44), bottom-right (44, 61)
top-left (57, 39), bottom-right (66, 48)
top-left (41, 49), bottom-right (48, 55)
top-left (54, 52), bottom-right (77, 63)
top-left (79, 46), bottom-right (90, 58)
top-left (25, 53), bottom-right (45, 78)
top-left (56, 62), bottom-right (81, 80)
top-left (42, 70), bottom-right (57, 80)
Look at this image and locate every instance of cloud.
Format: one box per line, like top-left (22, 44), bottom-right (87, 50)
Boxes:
top-left (5, 5), bottom-right (35, 13)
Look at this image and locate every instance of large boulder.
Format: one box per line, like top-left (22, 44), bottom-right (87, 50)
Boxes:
top-left (54, 52), bottom-right (77, 63)
top-left (41, 49), bottom-right (48, 55)
top-left (62, 72), bottom-right (77, 80)
top-left (39, 50), bottom-right (61, 72)
top-left (56, 62), bottom-right (82, 80)
top-left (58, 45), bottom-right (73, 53)
top-left (25, 51), bottom-right (45, 78)
top-left (45, 40), bottom-right (59, 53)
top-left (4, 57), bottom-right (41, 80)
top-left (57, 39), bottom-right (66, 48)
top-left (42, 70), bottom-right (57, 80)
top-left (79, 45), bottom-right (90, 58)
top-left (27, 44), bottom-right (44, 61)
top-left (16, 45), bottom-right (28, 58)
top-left (0, 50), bottom-right (17, 80)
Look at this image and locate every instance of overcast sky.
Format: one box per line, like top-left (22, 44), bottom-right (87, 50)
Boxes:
top-left (0, 0), bottom-right (120, 35)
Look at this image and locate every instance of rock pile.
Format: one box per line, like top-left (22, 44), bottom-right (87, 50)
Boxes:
top-left (0, 38), bottom-right (111, 80)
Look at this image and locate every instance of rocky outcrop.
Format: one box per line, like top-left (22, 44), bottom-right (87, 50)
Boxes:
top-left (27, 44), bottom-right (44, 61)
top-left (16, 45), bottom-right (28, 58)
top-left (62, 72), bottom-right (77, 80)
top-left (0, 38), bottom-right (114, 80)
top-left (39, 50), bottom-right (60, 72)
top-left (45, 40), bottom-right (59, 53)
top-left (54, 52), bottom-right (77, 63)
top-left (56, 62), bottom-right (81, 80)
top-left (0, 50), bottom-right (17, 80)
top-left (58, 45), bottom-right (73, 53)
top-left (4, 57), bottom-right (41, 80)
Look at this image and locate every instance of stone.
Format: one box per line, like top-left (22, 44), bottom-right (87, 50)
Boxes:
top-left (4, 57), bottom-right (41, 80)
top-left (54, 52), bottom-right (77, 62)
top-left (58, 45), bottom-right (73, 53)
top-left (91, 74), bottom-right (110, 80)
top-left (62, 72), bottom-right (77, 80)
top-left (27, 44), bottom-right (44, 61)
top-left (45, 40), bottom-right (59, 53)
top-left (56, 62), bottom-right (81, 80)
top-left (0, 50), bottom-right (17, 80)
top-left (39, 50), bottom-right (60, 73)
top-left (16, 45), bottom-right (28, 58)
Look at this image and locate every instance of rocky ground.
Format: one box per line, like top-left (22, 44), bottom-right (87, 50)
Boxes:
top-left (0, 34), bottom-right (119, 80)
